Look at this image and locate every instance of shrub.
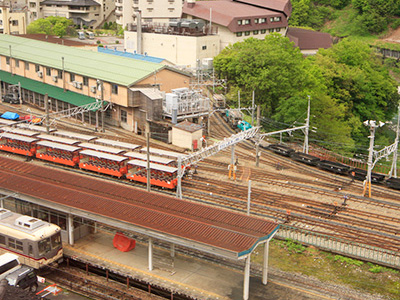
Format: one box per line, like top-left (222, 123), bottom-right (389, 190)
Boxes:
top-left (284, 239), bottom-right (306, 254)
top-left (98, 44), bottom-right (104, 48)
top-left (334, 255), bottom-right (364, 267)
top-left (96, 40), bottom-right (101, 44)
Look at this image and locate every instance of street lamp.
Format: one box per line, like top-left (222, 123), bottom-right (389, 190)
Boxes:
top-left (363, 120), bottom-right (385, 197)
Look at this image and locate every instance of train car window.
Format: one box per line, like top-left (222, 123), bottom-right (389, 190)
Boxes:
top-left (28, 245), bottom-right (33, 256)
top-left (0, 235), bottom-right (5, 245)
top-left (51, 233), bottom-right (61, 249)
top-left (16, 240), bottom-right (23, 251)
top-left (38, 238), bottom-right (51, 256)
top-left (8, 238), bottom-right (16, 250)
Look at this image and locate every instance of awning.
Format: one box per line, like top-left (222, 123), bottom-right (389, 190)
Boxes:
top-left (0, 70), bottom-right (99, 110)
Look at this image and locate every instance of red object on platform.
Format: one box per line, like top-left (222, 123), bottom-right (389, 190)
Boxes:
top-left (113, 232), bottom-right (136, 252)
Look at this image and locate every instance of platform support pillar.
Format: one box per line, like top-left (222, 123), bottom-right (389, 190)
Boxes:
top-left (0, 198), bottom-right (3, 208)
top-left (243, 255), bottom-right (250, 300)
top-left (148, 237), bottom-right (153, 271)
top-left (68, 214), bottom-right (74, 246)
top-left (262, 240), bottom-right (270, 285)
top-left (170, 244), bottom-right (175, 258)
top-left (94, 222), bottom-right (97, 233)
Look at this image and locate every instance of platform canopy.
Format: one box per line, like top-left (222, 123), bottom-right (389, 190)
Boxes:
top-left (0, 156), bottom-right (279, 260)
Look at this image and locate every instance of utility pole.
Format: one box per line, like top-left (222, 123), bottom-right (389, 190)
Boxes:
top-left (247, 180), bottom-right (251, 215)
top-left (9, 45), bottom-right (13, 76)
top-left (303, 95), bottom-right (310, 154)
top-left (251, 90), bottom-right (255, 127)
top-left (45, 94), bottom-right (50, 133)
top-left (390, 99), bottom-right (400, 178)
top-left (146, 114), bottom-right (151, 192)
top-left (100, 80), bottom-right (104, 132)
top-left (255, 106), bottom-right (260, 167)
top-left (363, 120), bottom-right (385, 197)
top-left (207, 101), bottom-right (211, 136)
top-left (18, 82), bottom-right (22, 105)
top-left (62, 57), bottom-right (66, 92)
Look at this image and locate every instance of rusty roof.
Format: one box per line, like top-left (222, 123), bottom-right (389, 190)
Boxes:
top-left (17, 34), bottom-right (93, 47)
top-left (0, 156), bottom-right (278, 259)
top-left (287, 27), bottom-right (333, 51)
top-left (173, 120), bottom-right (203, 133)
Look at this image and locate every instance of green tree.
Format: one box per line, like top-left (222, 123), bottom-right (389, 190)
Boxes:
top-left (27, 19), bottom-right (53, 35)
top-left (313, 39), bottom-right (399, 148)
top-left (214, 34), bottom-right (308, 115)
top-left (26, 17), bottom-right (74, 37)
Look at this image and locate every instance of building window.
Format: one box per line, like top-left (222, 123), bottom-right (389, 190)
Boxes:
top-left (6, 57), bottom-right (10, 65)
top-left (236, 32), bottom-right (242, 37)
top-left (237, 20), bottom-right (242, 25)
top-left (147, 8), bottom-right (153, 11)
top-left (70, 73), bottom-right (75, 82)
top-left (112, 84), bottom-right (118, 94)
top-left (11, 20), bottom-right (18, 26)
top-left (168, 8), bottom-right (174, 11)
top-left (274, 17), bottom-right (281, 22)
top-left (253, 30), bottom-right (259, 35)
top-left (25, 61), bottom-right (29, 70)
top-left (32, 12), bottom-right (37, 17)
top-left (58, 69), bottom-right (63, 79)
top-left (261, 29), bottom-right (266, 34)
top-left (254, 19), bottom-right (258, 24)
top-left (245, 31), bottom-right (250, 36)
top-left (276, 27), bottom-right (281, 32)
top-left (0, 235), bottom-right (5, 244)
top-left (35, 64), bottom-right (40, 72)
top-left (15, 59), bottom-right (19, 68)
top-left (121, 110), bottom-right (127, 123)
top-left (46, 67), bottom-right (51, 76)
top-left (244, 19), bottom-right (250, 25)
top-left (202, 45), bottom-right (207, 50)
top-left (83, 76), bottom-right (88, 86)
top-left (269, 28), bottom-right (274, 33)
top-left (260, 18), bottom-right (266, 23)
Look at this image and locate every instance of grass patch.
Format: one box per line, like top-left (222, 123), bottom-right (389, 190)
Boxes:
top-left (251, 239), bottom-right (400, 299)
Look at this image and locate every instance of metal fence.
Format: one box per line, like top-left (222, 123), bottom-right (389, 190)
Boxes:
top-left (276, 225), bottom-right (400, 269)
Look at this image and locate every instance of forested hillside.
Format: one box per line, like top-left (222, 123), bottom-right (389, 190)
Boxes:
top-left (289, 0), bottom-right (400, 35)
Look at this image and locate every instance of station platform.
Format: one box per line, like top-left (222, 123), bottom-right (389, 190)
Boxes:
top-left (63, 231), bottom-right (326, 300)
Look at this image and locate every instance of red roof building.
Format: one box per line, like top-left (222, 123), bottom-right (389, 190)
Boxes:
top-left (287, 27), bottom-right (333, 55)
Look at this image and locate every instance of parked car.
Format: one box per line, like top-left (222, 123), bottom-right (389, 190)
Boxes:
top-left (5, 265), bottom-right (38, 292)
top-left (19, 115), bottom-right (43, 125)
top-left (2, 93), bottom-right (19, 104)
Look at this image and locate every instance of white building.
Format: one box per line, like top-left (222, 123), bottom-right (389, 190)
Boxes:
top-left (116, 0), bottom-right (183, 28)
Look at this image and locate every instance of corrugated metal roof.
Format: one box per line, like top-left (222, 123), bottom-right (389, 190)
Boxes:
top-left (37, 140), bottom-right (81, 152)
top-left (124, 152), bottom-right (174, 165)
top-left (0, 70), bottom-right (98, 108)
top-left (0, 35), bottom-right (164, 86)
top-left (38, 133), bottom-right (80, 145)
top-left (0, 156), bottom-right (278, 258)
top-left (1, 132), bottom-right (38, 143)
top-left (174, 120), bottom-right (203, 133)
top-left (98, 47), bottom-right (165, 64)
top-left (80, 149), bottom-right (127, 162)
top-left (127, 159), bottom-right (177, 173)
top-left (78, 142), bottom-right (125, 155)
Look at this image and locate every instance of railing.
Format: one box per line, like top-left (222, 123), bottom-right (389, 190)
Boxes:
top-left (276, 225), bottom-right (400, 269)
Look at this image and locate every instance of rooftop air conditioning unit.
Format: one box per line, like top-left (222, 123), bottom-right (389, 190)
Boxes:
top-left (37, 71), bottom-right (42, 78)
top-left (52, 75), bottom-right (58, 82)
top-left (90, 86), bottom-right (96, 93)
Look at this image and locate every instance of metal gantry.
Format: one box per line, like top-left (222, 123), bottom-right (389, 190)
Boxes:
top-left (176, 126), bottom-right (260, 199)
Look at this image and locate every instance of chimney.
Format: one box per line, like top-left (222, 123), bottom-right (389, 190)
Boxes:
top-left (187, 0), bottom-right (195, 8)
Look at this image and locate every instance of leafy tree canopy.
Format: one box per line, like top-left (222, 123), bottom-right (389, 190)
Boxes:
top-left (214, 35), bottom-right (399, 154)
top-left (27, 17), bottom-right (74, 37)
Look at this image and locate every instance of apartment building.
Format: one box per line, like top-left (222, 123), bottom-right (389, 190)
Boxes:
top-left (116, 0), bottom-right (183, 28)
top-left (27, 0), bottom-right (115, 28)
top-left (182, 0), bottom-right (291, 49)
top-left (0, 4), bottom-right (27, 34)
top-left (124, 0), bottom-right (291, 67)
top-left (0, 34), bottom-right (191, 134)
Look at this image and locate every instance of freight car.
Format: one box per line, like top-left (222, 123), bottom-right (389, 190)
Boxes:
top-left (290, 152), bottom-right (320, 166)
top-left (350, 168), bottom-right (386, 184)
top-left (266, 144), bottom-right (295, 157)
top-left (317, 160), bottom-right (351, 175)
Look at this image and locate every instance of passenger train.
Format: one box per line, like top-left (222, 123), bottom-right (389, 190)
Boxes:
top-left (265, 143), bottom-right (398, 190)
top-left (0, 209), bottom-right (63, 269)
top-left (0, 125), bottom-right (182, 189)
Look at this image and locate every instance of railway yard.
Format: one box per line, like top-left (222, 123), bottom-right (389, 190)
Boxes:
top-left (0, 101), bottom-right (399, 300)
